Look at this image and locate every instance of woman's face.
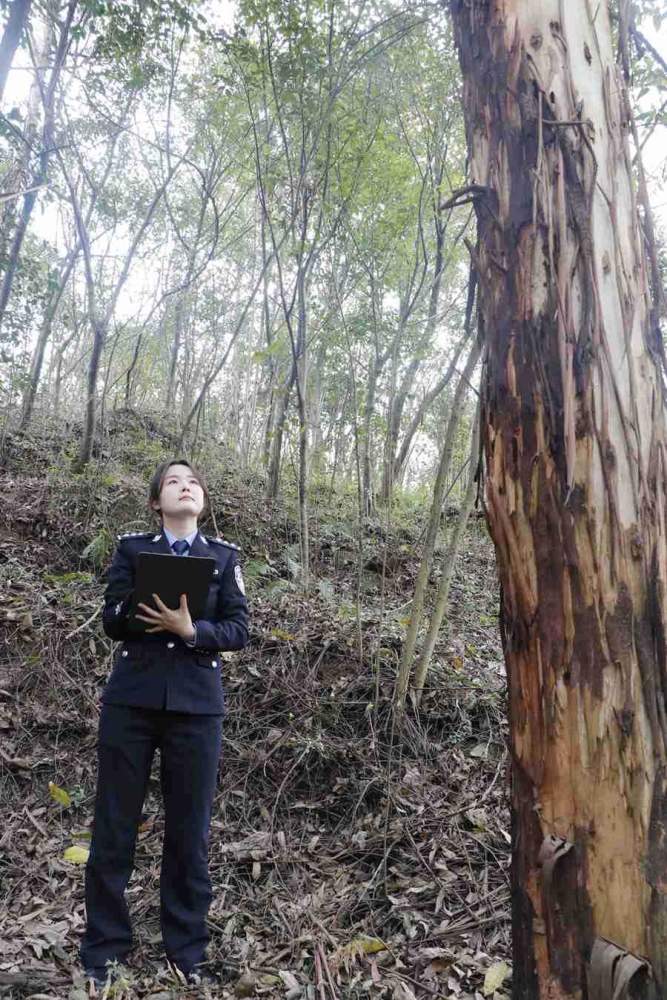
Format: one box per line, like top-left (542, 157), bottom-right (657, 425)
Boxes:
top-left (154, 464), bottom-right (205, 520)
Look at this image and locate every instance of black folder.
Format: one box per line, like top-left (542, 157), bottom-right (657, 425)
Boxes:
top-left (128, 552), bottom-right (216, 632)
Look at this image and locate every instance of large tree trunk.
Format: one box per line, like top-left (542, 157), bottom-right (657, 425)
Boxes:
top-left (451, 0), bottom-right (667, 995)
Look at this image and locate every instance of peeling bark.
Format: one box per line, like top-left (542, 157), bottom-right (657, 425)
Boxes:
top-left (451, 0), bottom-right (666, 996)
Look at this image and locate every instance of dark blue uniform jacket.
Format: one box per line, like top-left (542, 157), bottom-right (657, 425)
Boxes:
top-left (100, 530), bottom-right (249, 715)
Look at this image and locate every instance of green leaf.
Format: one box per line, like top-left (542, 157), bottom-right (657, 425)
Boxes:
top-left (356, 936), bottom-right (386, 954)
top-left (64, 845), bottom-right (90, 864)
top-left (82, 529), bottom-right (112, 567)
top-left (49, 782), bottom-right (72, 808)
top-left (244, 558), bottom-right (273, 579)
top-left (271, 627), bottom-right (297, 641)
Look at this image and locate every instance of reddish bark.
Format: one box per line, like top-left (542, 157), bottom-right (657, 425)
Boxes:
top-left (451, 0), bottom-right (667, 995)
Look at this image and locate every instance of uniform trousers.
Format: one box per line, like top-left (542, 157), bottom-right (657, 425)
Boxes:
top-left (80, 703), bottom-right (223, 972)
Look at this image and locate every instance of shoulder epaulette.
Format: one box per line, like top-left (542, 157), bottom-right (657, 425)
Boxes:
top-left (205, 535), bottom-right (241, 551)
top-left (117, 531), bottom-right (153, 542)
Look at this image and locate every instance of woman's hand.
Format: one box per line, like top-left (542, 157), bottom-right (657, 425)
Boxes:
top-left (135, 593), bottom-right (195, 641)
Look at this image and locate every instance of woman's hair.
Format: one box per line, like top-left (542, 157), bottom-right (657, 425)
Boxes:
top-left (148, 458), bottom-right (210, 523)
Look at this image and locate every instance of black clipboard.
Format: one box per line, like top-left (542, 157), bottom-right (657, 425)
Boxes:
top-left (128, 552), bottom-right (216, 632)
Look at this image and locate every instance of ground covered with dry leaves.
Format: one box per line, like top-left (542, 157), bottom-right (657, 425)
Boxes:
top-left (0, 429), bottom-right (510, 1000)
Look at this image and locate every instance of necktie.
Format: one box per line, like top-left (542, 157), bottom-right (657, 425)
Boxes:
top-left (172, 539), bottom-right (190, 556)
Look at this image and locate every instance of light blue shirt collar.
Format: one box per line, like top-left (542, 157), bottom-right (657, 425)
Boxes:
top-left (163, 526), bottom-right (199, 551)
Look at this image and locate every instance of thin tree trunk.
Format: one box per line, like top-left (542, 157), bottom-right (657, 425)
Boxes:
top-left (52, 327), bottom-right (77, 420)
top-left (383, 355), bottom-right (419, 495)
top-left (20, 245), bottom-right (78, 428)
top-left (382, 219), bottom-right (447, 500)
top-left (124, 331), bottom-right (144, 408)
top-left (267, 360), bottom-right (296, 498)
top-left (361, 361), bottom-right (379, 516)
top-left (452, 0), bottom-right (667, 994)
top-left (260, 209), bottom-right (277, 469)
top-left (295, 266), bottom-right (309, 588)
top-left (0, 8), bottom-right (49, 314)
top-left (394, 338), bottom-right (480, 712)
top-left (0, 0), bottom-right (77, 333)
top-left (392, 335), bottom-right (468, 485)
top-left (0, 0), bottom-right (32, 105)
top-left (328, 381), bottom-right (350, 495)
top-left (310, 345), bottom-right (325, 477)
top-left (20, 92), bottom-right (131, 428)
top-left (163, 196), bottom-right (207, 415)
top-left (179, 253), bottom-right (274, 451)
top-left (412, 392), bottom-right (481, 701)
top-left (393, 268), bottom-right (477, 485)
top-left (64, 154), bottom-right (183, 468)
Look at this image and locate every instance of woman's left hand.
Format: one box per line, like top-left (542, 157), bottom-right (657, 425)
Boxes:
top-left (135, 593), bottom-right (195, 641)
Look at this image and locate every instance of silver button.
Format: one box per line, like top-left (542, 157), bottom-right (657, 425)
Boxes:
top-left (167, 641), bottom-right (175, 649)
top-left (121, 650), bottom-right (128, 657)
top-left (211, 660), bottom-right (218, 668)
top-left (213, 568), bottom-right (219, 576)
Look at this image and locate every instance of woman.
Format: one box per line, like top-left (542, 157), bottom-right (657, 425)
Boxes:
top-left (80, 459), bottom-right (249, 988)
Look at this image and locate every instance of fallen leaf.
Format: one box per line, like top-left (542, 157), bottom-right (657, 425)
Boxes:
top-left (358, 936), bottom-right (387, 955)
top-left (48, 781), bottom-right (71, 808)
top-left (279, 970), bottom-right (300, 991)
top-left (483, 961), bottom-right (510, 996)
top-left (63, 845), bottom-right (89, 864)
top-left (271, 627), bottom-right (297, 642)
top-left (234, 972), bottom-right (258, 996)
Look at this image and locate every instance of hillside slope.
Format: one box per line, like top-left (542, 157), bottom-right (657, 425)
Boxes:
top-left (0, 430), bottom-right (509, 999)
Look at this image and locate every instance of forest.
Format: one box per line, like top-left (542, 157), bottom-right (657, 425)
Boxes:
top-left (0, 0), bottom-right (666, 998)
